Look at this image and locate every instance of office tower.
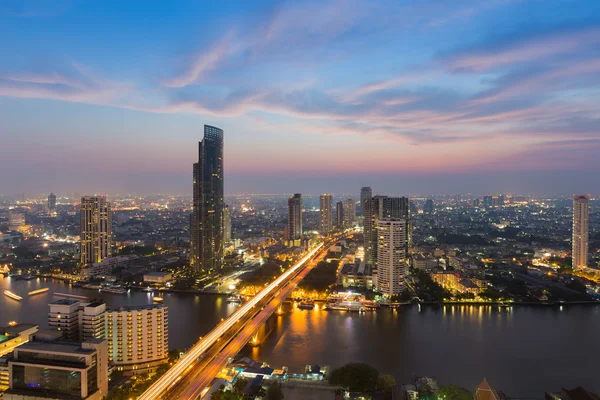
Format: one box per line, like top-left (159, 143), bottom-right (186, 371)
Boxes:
top-left (47, 192), bottom-right (56, 214)
top-left (106, 305), bottom-right (169, 375)
top-left (336, 201), bottom-right (344, 229)
top-left (48, 299), bottom-right (81, 341)
top-left (343, 199), bottom-right (356, 227)
top-left (4, 339), bottom-right (108, 400)
top-left (287, 194), bottom-right (302, 246)
top-left (376, 218), bottom-right (409, 296)
top-left (364, 195), bottom-right (410, 265)
top-left (7, 212), bottom-right (25, 230)
top-left (190, 125), bottom-right (224, 272)
top-left (573, 195), bottom-right (589, 270)
top-left (224, 205), bottom-right (232, 244)
top-left (424, 199), bottom-right (434, 214)
top-left (319, 194), bottom-right (333, 234)
top-left (80, 196), bottom-right (112, 265)
top-left (360, 187), bottom-right (372, 216)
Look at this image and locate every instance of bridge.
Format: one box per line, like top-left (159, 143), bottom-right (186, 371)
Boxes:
top-left (139, 233), bottom-right (346, 400)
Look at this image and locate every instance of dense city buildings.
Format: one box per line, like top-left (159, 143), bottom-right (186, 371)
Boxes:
top-left (360, 187), bottom-right (372, 216)
top-left (287, 194), bottom-right (303, 246)
top-left (336, 200), bottom-right (344, 229)
top-left (190, 125), bottom-right (225, 272)
top-left (105, 304), bottom-right (169, 375)
top-left (364, 195), bottom-right (410, 265)
top-left (573, 195), bottom-right (589, 270)
top-left (80, 196), bottom-right (112, 265)
top-left (376, 218), bottom-right (409, 296)
top-left (319, 194), bottom-right (333, 235)
top-left (7, 212), bottom-right (25, 230)
top-left (3, 339), bottom-right (108, 400)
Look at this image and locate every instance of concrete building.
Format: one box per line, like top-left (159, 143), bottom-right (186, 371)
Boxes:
top-left (376, 218), bottom-right (409, 296)
top-left (339, 261), bottom-right (375, 289)
top-left (224, 204), bottom-right (232, 244)
top-left (3, 339), bottom-right (108, 400)
top-left (80, 196), bottom-right (112, 265)
top-left (287, 194), bottom-right (302, 246)
top-left (343, 199), bottom-right (356, 227)
top-left (360, 186), bottom-right (372, 216)
top-left (423, 199), bottom-right (434, 214)
top-left (365, 196), bottom-right (410, 265)
top-left (0, 324), bottom-right (38, 357)
top-left (79, 302), bottom-right (106, 342)
top-left (47, 192), bottom-right (56, 215)
top-left (80, 255), bottom-right (138, 277)
top-left (336, 201), bottom-right (344, 229)
top-left (573, 195), bottom-right (589, 270)
top-left (319, 194), bottom-right (333, 235)
top-left (143, 271), bottom-right (172, 284)
top-left (190, 125), bottom-right (225, 272)
top-left (48, 299), bottom-right (81, 341)
top-left (105, 305), bottom-right (169, 375)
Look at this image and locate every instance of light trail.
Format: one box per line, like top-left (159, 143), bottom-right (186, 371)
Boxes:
top-left (138, 243), bottom-right (324, 400)
top-left (28, 288), bottom-right (49, 296)
top-left (4, 290), bottom-right (23, 301)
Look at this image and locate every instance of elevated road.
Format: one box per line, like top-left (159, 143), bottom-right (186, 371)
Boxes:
top-left (139, 234), bottom-right (343, 400)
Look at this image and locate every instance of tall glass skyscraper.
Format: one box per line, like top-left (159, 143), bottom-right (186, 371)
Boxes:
top-left (360, 186), bottom-right (372, 216)
top-left (190, 125), bottom-right (224, 272)
top-left (287, 194), bottom-right (303, 246)
top-left (572, 195), bottom-right (589, 270)
top-left (80, 196), bottom-right (112, 265)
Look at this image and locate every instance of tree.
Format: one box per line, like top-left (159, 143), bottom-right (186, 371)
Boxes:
top-left (378, 374), bottom-right (396, 400)
top-left (329, 363), bottom-right (379, 392)
top-left (437, 384), bottom-right (472, 400)
top-left (232, 377), bottom-right (248, 393)
top-left (266, 381), bottom-right (285, 400)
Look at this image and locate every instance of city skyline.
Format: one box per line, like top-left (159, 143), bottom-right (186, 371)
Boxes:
top-left (1, 1), bottom-right (600, 195)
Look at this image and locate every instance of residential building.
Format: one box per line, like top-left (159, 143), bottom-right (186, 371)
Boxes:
top-left (80, 255), bottom-right (138, 278)
top-left (336, 201), bottom-right (344, 229)
top-left (343, 199), bottom-right (356, 227)
top-left (224, 204), bottom-right (232, 244)
top-left (3, 339), bottom-right (108, 400)
top-left (80, 196), bottom-right (112, 265)
top-left (105, 305), bottom-right (169, 375)
top-left (365, 195), bottom-right (410, 265)
top-left (287, 194), bottom-right (302, 246)
top-left (319, 194), bottom-right (333, 234)
top-left (360, 186), bottom-right (372, 216)
top-left (190, 125), bottom-right (224, 272)
top-left (573, 195), bottom-right (589, 270)
top-left (48, 192), bottom-right (57, 215)
top-left (48, 299), bottom-right (81, 341)
top-left (0, 324), bottom-right (38, 357)
top-left (376, 218), bottom-right (409, 296)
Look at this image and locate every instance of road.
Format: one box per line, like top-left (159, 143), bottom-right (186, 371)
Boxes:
top-left (139, 233), bottom-right (345, 400)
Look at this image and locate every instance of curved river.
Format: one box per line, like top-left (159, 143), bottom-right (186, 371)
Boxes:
top-left (1, 276), bottom-right (599, 397)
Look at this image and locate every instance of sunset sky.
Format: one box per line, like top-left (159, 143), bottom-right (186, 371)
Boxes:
top-left (1, 0), bottom-right (600, 196)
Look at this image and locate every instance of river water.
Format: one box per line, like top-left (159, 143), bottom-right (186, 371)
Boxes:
top-left (1, 276), bottom-right (599, 397)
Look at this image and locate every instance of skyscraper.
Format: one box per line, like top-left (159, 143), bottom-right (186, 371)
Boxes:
top-left (47, 192), bottom-right (56, 214)
top-left (190, 125), bottom-right (224, 272)
top-left (376, 218), bottom-right (409, 296)
top-left (343, 199), bottom-right (356, 227)
top-left (573, 195), bottom-right (589, 270)
top-left (336, 201), bottom-right (344, 229)
top-left (287, 194), bottom-right (302, 246)
top-left (424, 199), bottom-right (434, 214)
top-left (80, 196), bottom-right (112, 265)
top-left (360, 187), bottom-right (372, 216)
top-left (319, 194), bottom-right (333, 234)
top-left (364, 195), bottom-right (410, 265)
top-left (224, 205), bottom-right (232, 244)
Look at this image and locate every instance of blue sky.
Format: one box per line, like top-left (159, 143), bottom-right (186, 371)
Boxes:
top-left (1, 0), bottom-right (600, 196)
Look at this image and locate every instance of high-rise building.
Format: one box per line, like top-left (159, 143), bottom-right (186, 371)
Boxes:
top-left (336, 201), bottom-right (344, 229)
top-left (343, 199), bottom-right (356, 227)
top-left (7, 212), bottom-right (25, 230)
top-left (287, 194), bottom-right (302, 246)
top-left (190, 125), bottom-right (224, 272)
top-left (106, 305), bottom-right (169, 375)
top-left (376, 218), bottom-right (409, 296)
top-left (80, 196), bottom-right (112, 265)
top-left (424, 199), bottom-right (434, 214)
top-left (364, 195), bottom-right (410, 265)
top-left (224, 205), bottom-right (232, 244)
top-left (319, 194), bottom-right (333, 234)
top-left (47, 192), bottom-right (56, 214)
top-left (360, 187), bottom-right (372, 216)
top-left (4, 339), bottom-right (108, 400)
top-left (48, 299), bottom-right (106, 342)
top-left (573, 195), bottom-right (589, 270)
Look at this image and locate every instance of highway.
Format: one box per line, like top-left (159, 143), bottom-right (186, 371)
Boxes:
top-left (138, 235), bottom-right (341, 400)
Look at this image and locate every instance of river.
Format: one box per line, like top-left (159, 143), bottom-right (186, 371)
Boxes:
top-left (1, 276), bottom-right (599, 397)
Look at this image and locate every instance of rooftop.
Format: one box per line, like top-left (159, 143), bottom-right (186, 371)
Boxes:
top-left (49, 298), bottom-right (80, 306)
top-left (1, 323), bottom-right (38, 337)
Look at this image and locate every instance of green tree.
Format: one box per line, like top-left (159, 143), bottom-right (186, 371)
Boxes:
top-left (329, 363), bottom-right (379, 392)
top-left (232, 377), bottom-right (248, 393)
top-left (437, 384), bottom-right (472, 400)
top-left (266, 381), bottom-right (285, 400)
top-left (378, 374), bottom-right (396, 400)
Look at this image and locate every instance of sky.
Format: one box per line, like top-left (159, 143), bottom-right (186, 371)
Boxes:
top-left (1, 0), bottom-right (600, 197)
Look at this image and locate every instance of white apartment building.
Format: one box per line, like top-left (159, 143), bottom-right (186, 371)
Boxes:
top-left (376, 218), bottom-right (409, 296)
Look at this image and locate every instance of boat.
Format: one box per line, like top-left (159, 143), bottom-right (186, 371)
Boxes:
top-left (82, 283), bottom-right (102, 290)
top-left (227, 295), bottom-right (242, 304)
top-left (4, 290), bottom-right (23, 301)
top-left (28, 288), bottom-right (49, 296)
top-left (298, 300), bottom-right (315, 310)
top-left (101, 287), bottom-right (127, 294)
top-left (153, 296), bottom-right (164, 303)
top-left (54, 292), bottom-right (89, 301)
top-left (324, 300), bottom-right (363, 311)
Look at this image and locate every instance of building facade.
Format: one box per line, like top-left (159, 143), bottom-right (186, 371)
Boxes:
top-left (190, 125), bottom-right (224, 272)
top-left (319, 194), bottom-right (333, 235)
top-left (224, 204), bottom-right (232, 244)
top-left (48, 192), bottom-right (57, 214)
top-left (360, 186), bottom-right (372, 216)
top-left (343, 199), bottom-right (356, 227)
top-left (105, 305), bottom-right (169, 375)
top-left (287, 194), bottom-right (302, 246)
top-left (376, 218), bottom-right (409, 296)
top-left (336, 201), bottom-right (344, 229)
top-left (80, 196), bottom-right (112, 265)
top-left (573, 195), bottom-right (589, 270)
top-left (364, 195), bottom-right (410, 265)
